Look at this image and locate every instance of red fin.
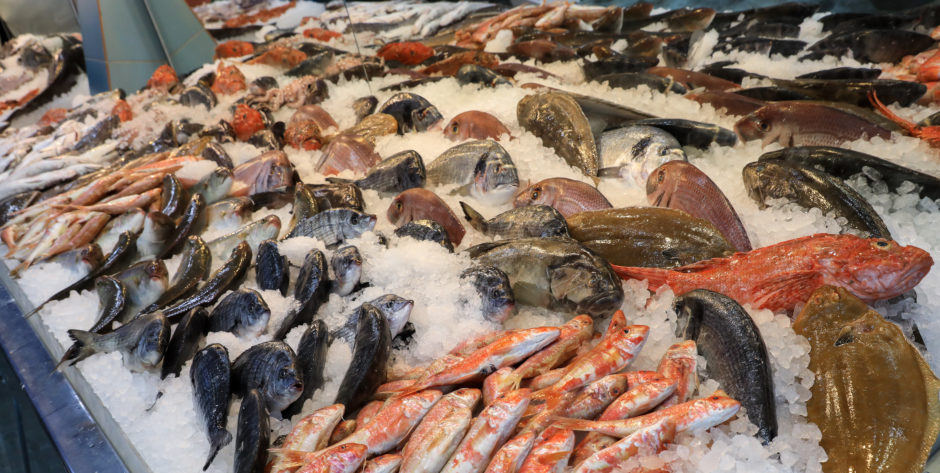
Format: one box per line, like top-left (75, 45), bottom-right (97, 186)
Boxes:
top-left (751, 271), bottom-right (822, 312)
top-left (610, 265), bottom-right (672, 290)
top-left (672, 256), bottom-right (732, 273)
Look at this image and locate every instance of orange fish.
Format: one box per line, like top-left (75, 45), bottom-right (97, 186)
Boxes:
top-left (111, 99), bottom-right (133, 122)
top-left (232, 104), bottom-right (264, 141)
top-left (212, 64), bottom-right (246, 95)
top-left (249, 45), bottom-right (307, 69)
top-left (146, 64), bottom-right (178, 92)
top-left (870, 91), bottom-right (940, 147)
top-left (421, 51), bottom-right (499, 76)
top-left (655, 341), bottom-right (697, 409)
top-left (378, 42), bottom-right (435, 65)
top-left (304, 28), bottom-right (342, 41)
top-left (38, 107), bottom-right (68, 126)
top-left (214, 40), bottom-right (255, 59)
top-left (612, 233), bottom-right (933, 312)
top-left (573, 418), bottom-right (675, 473)
top-left (443, 111), bottom-right (512, 142)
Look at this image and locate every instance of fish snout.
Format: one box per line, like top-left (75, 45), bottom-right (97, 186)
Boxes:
top-left (733, 115), bottom-right (764, 143)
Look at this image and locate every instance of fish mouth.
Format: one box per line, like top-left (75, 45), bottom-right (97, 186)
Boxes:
top-left (473, 182), bottom-right (519, 206)
top-left (733, 116), bottom-right (761, 142)
top-left (579, 292), bottom-right (622, 318)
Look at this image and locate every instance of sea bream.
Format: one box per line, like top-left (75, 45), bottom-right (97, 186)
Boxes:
top-left (597, 125), bottom-right (687, 186)
top-left (59, 312), bottom-right (170, 372)
top-left (231, 341), bottom-right (303, 416)
top-left (426, 139), bottom-right (519, 205)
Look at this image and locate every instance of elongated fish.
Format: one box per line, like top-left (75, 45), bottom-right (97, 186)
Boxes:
top-left (256, 240), bottom-right (289, 296)
top-left (143, 236), bottom-right (210, 314)
top-left (234, 389), bottom-right (269, 473)
top-left (86, 276), bottom-right (126, 334)
top-left (334, 303), bottom-right (391, 412)
top-left (191, 343), bottom-right (232, 471)
top-left (162, 241), bottom-right (252, 321)
top-left (274, 249), bottom-right (328, 340)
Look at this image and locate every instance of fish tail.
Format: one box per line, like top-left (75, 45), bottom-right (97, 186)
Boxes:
top-left (266, 448), bottom-right (309, 467)
top-left (57, 330), bottom-right (97, 368)
top-left (551, 416), bottom-right (596, 431)
top-left (459, 201), bottom-right (487, 233)
top-left (609, 264), bottom-right (671, 290)
top-left (202, 429), bottom-right (233, 470)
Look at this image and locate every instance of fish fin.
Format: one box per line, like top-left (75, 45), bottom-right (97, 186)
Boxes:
top-left (325, 177), bottom-right (353, 185)
top-left (202, 429), bottom-right (233, 470)
top-left (672, 256), bottom-right (732, 273)
top-left (539, 451), bottom-right (572, 464)
top-left (459, 201), bottom-right (487, 233)
top-left (609, 264), bottom-right (672, 291)
top-left (57, 330), bottom-right (97, 368)
top-left (550, 416), bottom-right (595, 431)
top-left (266, 448), bottom-right (308, 468)
top-left (751, 271), bottom-right (822, 312)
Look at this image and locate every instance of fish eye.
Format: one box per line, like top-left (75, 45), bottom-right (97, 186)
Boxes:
top-left (451, 123), bottom-right (459, 133)
top-left (395, 201), bottom-right (403, 211)
top-left (279, 368), bottom-right (290, 379)
top-left (350, 214), bottom-right (359, 225)
top-left (758, 120), bottom-right (770, 132)
top-left (657, 171), bottom-right (665, 183)
top-left (531, 188), bottom-right (540, 200)
top-left (874, 240), bottom-right (890, 248)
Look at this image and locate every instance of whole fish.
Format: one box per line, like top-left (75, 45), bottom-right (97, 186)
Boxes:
top-left (467, 237), bottom-right (624, 318)
top-left (612, 233), bottom-right (933, 312)
top-left (461, 203), bottom-right (568, 239)
top-left (330, 150), bottom-right (426, 194)
top-left (401, 388), bottom-right (481, 473)
top-left (734, 102), bottom-right (891, 147)
top-left (231, 341), bottom-right (303, 416)
top-left (207, 215), bottom-right (281, 262)
top-left (338, 390), bottom-right (442, 456)
top-left (282, 320), bottom-right (330, 419)
top-left (276, 404), bottom-right (344, 464)
top-left (275, 249), bottom-right (328, 340)
top-left (256, 240), bottom-right (289, 296)
top-left (483, 431), bottom-right (537, 473)
top-left (742, 160), bottom-right (892, 239)
top-left (286, 208), bottom-right (376, 246)
top-left (597, 125), bottom-right (687, 186)
top-left (190, 343), bottom-right (232, 471)
top-left (573, 418), bottom-right (675, 473)
top-left (86, 276), bottom-right (126, 334)
top-left (158, 193), bottom-right (204, 259)
top-left (563, 374), bottom-right (630, 420)
top-left (517, 92), bottom-right (598, 176)
top-left (395, 219), bottom-right (454, 251)
top-left (286, 443), bottom-right (368, 473)
top-left (189, 167), bottom-right (233, 205)
top-left (202, 197), bottom-right (254, 234)
top-left (234, 389), bottom-right (269, 473)
top-left (675, 289), bottom-right (776, 443)
top-left (287, 185), bottom-right (319, 236)
top-left (231, 150), bottom-right (293, 196)
top-left (161, 307), bottom-right (208, 379)
top-left (379, 92), bottom-right (443, 133)
top-left (331, 245), bottom-right (362, 296)
top-left (142, 235), bottom-right (210, 314)
top-left (511, 315), bottom-right (595, 383)
top-left (803, 29), bottom-right (934, 64)
top-left (59, 312), bottom-right (170, 372)
top-left (208, 289), bottom-right (270, 338)
top-left (335, 303), bottom-right (391, 412)
top-left (331, 295), bottom-right (413, 344)
top-left (112, 259), bottom-right (169, 322)
top-left (518, 427), bottom-right (575, 473)
top-left (545, 324), bottom-right (649, 396)
top-left (388, 188), bottom-right (465, 246)
top-left (162, 241), bottom-right (252, 321)
top-left (629, 118), bottom-right (737, 149)
top-left (426, 140), bottom-right (520, 205)
top-left (443, 111), bottom-right (512, 142)
top-left (440, 388), bottom-right (531, 473)
top-left (460, 266), bottom-right (516, 323)
top-left (46, 243), bottom-right (102, 277)
top-left (513, 178), bottom-right (612, 218)
top-left (647, 161), bottom-right (751, 252)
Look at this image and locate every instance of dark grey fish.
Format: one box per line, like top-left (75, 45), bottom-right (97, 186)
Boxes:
top-left (159, 193), bottom-right (204, 259)
top-left (456, 64), bottom-right (511, 88)
top-left (142, 235), bottom-right (210, 314)
top-left (329, 149), bottom-right (426, 194)
top-left (769, 78), bottom-right (926, 107)
top-left (379, 92), bottom-right (443, 133)
top-left (180, 83), bottom-right (218, 109)
top-left (199, 120), bottom-right (236, 143)
top-left (304, 182), bottom-right (366, 211)
top-left (71, 115), bottom-right (119, 154)
top-left (256, 240), bottom-right (289, 296)
top-left (274, 249), bottom-right (328, 341)
top-left (715, 37), bottom-right (806, 57)
top-left (353, 96), bottom-right (378, 123)
top-left (286, 208), bottom-right (376, 246)
top-left (629, 118), bottom-right (737, 149)
top-left (674, 289), bottom-right (777, 444)
top-left (160, 174), bottom-right (183, 218)
top-left (162, 307), bottom-right (209, 380)
top-left (517, 92), bottom-right (598, 176)
top-left (112, 260), bottom-right (169, 323)
top-left (331, 295), bottom-right (413, 344)
top-left (282, 320), bottom-right (329, 419)
top-left (461, 266), bottom-right (515, 323)
top-left (202, 142), bottom-right (234, 169)
top-left (460, 202), bottom-right (568, 239)
top-left (231, 341), bottom-right (303, 415)
top-left (136, 211), bottom-right (175, 260)
top-left (733, 86), bottom-right (812, 102)
top-left (581, 56), bottom-right (659, 80)
top-left (795, 67), bottom-right (881, 81)
top-left (0, 190), bottom-right (39, 226)
top-left (593, 72), bottom-right (687, 94)
top-left (247, 129), bottom-right (281, 151)
top-left (59, 312), bottom-right (170, 372)
top-left (743, 160), bottom-right (892, 239)
top-left (234, 389), bottom-right (269, 473)
top-left (802, 30), bottom-right (934, 64)
top-left (209, 289), bottom-right (270, 338)
top-left (394, 219), bottom-right (453, 252)
top-left (250, 76), bottom-right (278, 95)
top-left (287, 185), bottom-right (319, 237)
top-left (334, 303), bottom-right (390, 412)
top-left (191, 343), bottom-right (232, 470)
top-left (330, 245), bottom-right (362, 296)
top-left (162, 241), bottom-right (252, 322)
top-left (189, 167), bottom-right (233, 205)
top-left (87, 276), bottom-right (126, 334)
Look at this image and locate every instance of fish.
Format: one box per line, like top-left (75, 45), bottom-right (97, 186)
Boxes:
top-left (742, 160), bottom-right (892, 239)
top-left (112, 260), bottom-right (169, 322)
top-left (274, 249), bottom-right (328, 340)
top-left (460, 266), bottom-right (516, 323)
top-left (231, 341), bottom-right (302, 416)
top-left (394, 220), bottom-right (454, 251)
top-left (645, 67), bottom-right (739, 92)
top-left (426, 139), bottom-right (520, 205)
top-left (234, 389), bottom-right (269, 473)
top-left (467, 237), bottom-right (624, 318)
top-left (161, 307), bottom-right (209, 380)
top-left (802, 30), bottom-right (934, 64)
top-left (338, 390), bottom-right (442, 456)
top-left (189, 167), bottom-right (233, 205)
top-left (282, 320), bottom-right (330, 419)
top-left (593, 72), bottom-right (687, 94)
top-left (443, 111), bottom-right (511, 142)
top-left (334, 303), bottom-right (391, 412)
top-left (612, 233), bottom-right (933, 312)
top-left (796, 67), bottom-right (882, 81)
top-left (388, 188), bottom-right (465, 246)
top-left (284, 443), bottom-right (368, 473)
top-left (573, 418), bottom-right (675, 473)
top-left (331, 295), bottom-right (414, 345)
top-left (86, 276), bottom-right (126, 334)
top-left (440, 388), bottom-right (531, 473)
top-left (207, 214), bottom-right (281, 262)
top-left (46, 243), bottom-right (103, 276)
top-left (647, 161), bottom-right (751, 252)
top-left (94, 209), bottom-right (145, 255)
top-left (566, 208), bottom-right (734, 268)
top-left (208, 289), bottom-right (270, 338)
top-left (304, 182), bottom-right (366, 211)
top-left (275, 404), bottom-right (344, 468)
top-left (59, 312), bottom-right (170, 372)
top-left (483, 431), bottom-right (537, 473)
top-left (135, 211), bottom-right (174, 260)
top-left (597, 125), bottom-right (687, 186)
top-left (352, 96), bottom-right (378, 122)
top-left (655, 341), bottom-right (697, 408)
top-left (512, 178), bottom-right (612, 218)
top-left (159, 193), bottom-right (204, 259)
top-left (769, 78), bottom-right (926, 108)
top-left (461, 203), bottom-right (569, 239)
top-left (687, 90), bottom-right (766, 117)
top-left (142, 236), bottom-right (210, 314)
top-left (563, 374), bottom-right (631, 420)
top-left (517, 92), bottom-right (598, 176)
top-left (256, 239), bottom-right (289, 296)
top-left (190, 343), bottom-right (232, 471)
top-left (329, 150), bottom-right (426, 195)
top-left (286, 208), bottom-right (376, 246)
top-left (286, 185), bottom-right (320, 237)
top-left (330, 245), bottom-right (362, 296)
top-left (231, 150), bottom-right (294, 196)
top-left (456, 64), bottom-right (512, 87)
top-left (544, 324), bottom-right (649, 397)
top-left (512, 315), bottom-right (594, 386)
top-left (734, 102), bottom-right (892, 147)
top-left (363, 455), bottom-right (402, 473)
top-left (316, 134), bottom-right (382, 176)
top-left (674, 289), bottom-right (776, 443)
top-left (159, 174), bottom-right (183, 218)
top-left (793, 285), bottom-right (940, 473)
top-left (483, 367), bottom-right (517, 406)
top-left (379, 92), bottom-right (444, 133)
top-left (628, 118), bottom-right (737, 149)
top-left (517, 427), bottom-right (575, 473)
top-left (162, 241), bottom-right (252, 321)
top-left (401, 388), bottom-right (481, 473)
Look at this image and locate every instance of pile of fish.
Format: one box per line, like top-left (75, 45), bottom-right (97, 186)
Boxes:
top-left (0, 33), bottom-right (84, 129)
top-left (2, 0), bottom-right (940, 472)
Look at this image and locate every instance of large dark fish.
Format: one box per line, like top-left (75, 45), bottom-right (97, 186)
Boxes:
top-left (330, 295), bottom-right (413, 345)
top-left (328, 149), bottom-right (426, 194)
top-left (330, 245), bottom-right (362, 296)
top-left (769, 78), bottom-right (926, 107)
top-left (379, 92), bottom-right (443, 133)
top-left (162, 241), bottom-right (252, 321)
top-left (256, 240), bottom-right (289, 296)
top-left (460, 202), bottom-right (569, 239)
top-left (191, 343), bottom-right (232, 471)
top-left (112, 260), bottom-right (169, 323)
top-left (795, 67), bottom-right (881, 81)
top-left (232, 341), bottom-right (303, 415)
top-left (234, 389), bottom-right (269, 473)
top-left (629, 118), bottom-right (736, 149)
top-left (142, 236), bottom-right (211, 314)
top-left (286, 208), bottom-right (376, 246)
top-left (161, 307), bottom-right (209, 380)
top-left (282, 320), bottom-right (330, 419)
top-left (274, 249), bottom-right (328, 340)
top-left (758, 146), bottom-right (940, 201)
top-left (742, 160), bottom-right (892, 239)
top-left (334, 303), bottom-right (390, 412)
top-left (86, 276), bottom-right (127, 334)
top-left (674, 289), bottom-right (777, 444)
top-left (159, 193), bottom-right (205, 259)
top-left (286, 185), bottom-right (319, 237)
top-left (466, 237), bottom-right (623, 318)
top-left (305, 182), bottom-right (366, 211)
top-left (59, 312), bottom-right (170, 372)
top-left (461, 266), bottom-right (515, 323)
top-left (208, 289), bottom-right (270, 338)
top-left (593, 72), bottom-right (687, 94)
top-left (803, 30), bottom-right (934, 64)
top-left (517, 92), bottom-right (598, 176)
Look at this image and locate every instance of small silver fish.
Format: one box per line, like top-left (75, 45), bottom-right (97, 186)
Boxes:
top-left (331, 245), bottom-right (362, 296)
top-left (207, 215), bottom-right (281, 262)
top-left (60, 312), bottom-right (170, 372)
top-left (597, 125), bottom-right (687, 186)
top-left (286, 208), bottom-right (376, 247)
top-left (426, 140), bottom-right (519, 205)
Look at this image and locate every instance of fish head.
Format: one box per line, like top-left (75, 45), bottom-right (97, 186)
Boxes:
top-left (630, 143), bottom-right (686, 187)
top-left (345, 210), bottom-right (377, 236)
top-left (734, 105), bottom-right (784, 147)
top-left (251, 215), bottom-right (282, 246)
top-left (462, 265), bottom-right (516, 323)
top-left (389, 150), bottom-right (427, 190)
top-left (689, 393), bottom-right (741, 430)
top-left (443, 115), bottom-right (465, 141)
top-left (828, 238), bottom-right (934, 301)
top-left (412, 105), bottom-right (444, 132)
top-left (472, 154), bottom-right (519, 205)
top-left (513, 180), bottom-right (556, 208)
top-left (243, 291), bottom-right (272, 334)
top-left (387, 194), bottom-right (409, 225)
top-left (133, 314), bottom-right (170, 371)
top-left (271, 354), bottom-right (304, 407)
top-left (741, 161), bottom-right (797, 207)
top-left (370, 294), bottom-right (414, 335)
top-left (332, 246), bottom-right (363, 281)
top-left (199, 167), bottom-right (235, 203)
top-left (549, 261), bottom-right (623, 318)
top-left (321, 443), bottom-right (368, 467)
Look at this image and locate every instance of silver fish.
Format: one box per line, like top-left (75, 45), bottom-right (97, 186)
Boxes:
top-left (331, 294), bottom-right (414, 344)
top-left (112, 260), bottom-right (169, 323)
top-left (286, 208), bottom-right (376, 246)
top-left (426, 140), bottom-right (519, 205)
top-left (202, 197), bottom-right (253, 234)
top-left (206, 215), bottom-right (281, 262)
top-left (95, 208), bottom-right (145, 254)
top-left (60, 312), bottom-right (170, 372)
top-left (208, 289), bottom-right (271, 338)
top-left (135, 211), bottom-right (175, 260)
top-left (460, 202), bottom-right (569, 239)
top-left (190, 167), bottom-right (233, 205)
top-left (597, 125), bottom-right (687, 186)
top-left (331, 245), bottom-right (362, 296)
